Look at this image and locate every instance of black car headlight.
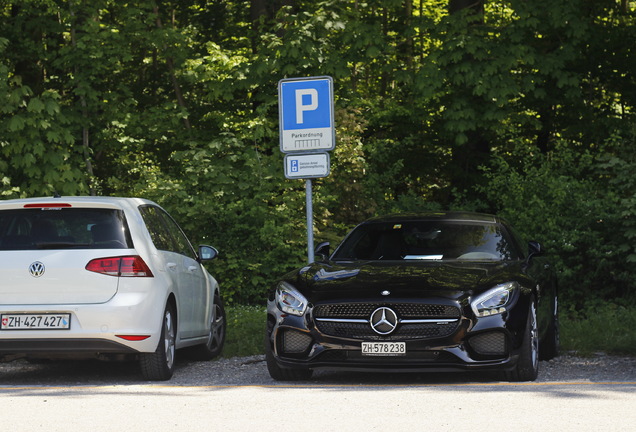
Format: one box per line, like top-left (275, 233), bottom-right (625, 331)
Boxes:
top-left (471, 282), bottom-right (518, 317)
top-left (275, 282), bottom-right (308, 316)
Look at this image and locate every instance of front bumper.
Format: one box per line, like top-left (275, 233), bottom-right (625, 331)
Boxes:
top-left (266, 298), bottom-right (529, 373)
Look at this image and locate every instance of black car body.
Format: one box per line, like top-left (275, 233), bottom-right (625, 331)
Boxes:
top-left (266, 212), bottom-right (559, 381)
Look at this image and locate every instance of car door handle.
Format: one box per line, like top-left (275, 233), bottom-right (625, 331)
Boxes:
top-left (187, 265), bottom-right (199, 273)
top-left (167, 262), bottom-right (178, 271)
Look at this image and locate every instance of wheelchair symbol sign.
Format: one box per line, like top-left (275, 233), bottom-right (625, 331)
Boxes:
top-left (284, 153), bottom-right (330, 179)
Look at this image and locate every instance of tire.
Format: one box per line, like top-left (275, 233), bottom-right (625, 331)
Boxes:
top-left (540, 296), bottom-right (560, 360)
top-left (265, 333), bottom-right (312, 381)
top-left (188, 294), bottom-right (226, 360)
top-left (140, 303), bottom-right (176, 381)
top-left (505, 301), bottom-right (539, 382)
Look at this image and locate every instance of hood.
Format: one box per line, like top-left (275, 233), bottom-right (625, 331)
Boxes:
top-left (290, 260), bottom-right (525, 303)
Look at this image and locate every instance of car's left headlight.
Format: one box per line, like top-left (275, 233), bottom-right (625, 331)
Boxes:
top-left (275, 282), bottom-right (308, 316)
top-left (471, 282), bottom-right (518, 317)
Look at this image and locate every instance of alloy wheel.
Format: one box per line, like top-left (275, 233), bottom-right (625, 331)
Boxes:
top-left (163, 308), bottom-right (176, 370)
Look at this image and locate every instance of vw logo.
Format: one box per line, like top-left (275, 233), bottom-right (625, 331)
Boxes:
top-left (370, 307), bottom-right (398, 335)
top-left (29, 261), bottom-right (45, 278)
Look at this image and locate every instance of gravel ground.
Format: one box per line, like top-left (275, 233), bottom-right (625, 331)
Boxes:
top-left (1, 352), bottom-right (635, 386)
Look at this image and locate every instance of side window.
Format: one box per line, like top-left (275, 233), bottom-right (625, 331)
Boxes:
top-left (139, 205), bottom-right (196, 260)
top-left (333, 228), bottom-right (378, 260)
top-left (139, 206), bottom-right (174, 252)
top-left (503, 224), bottom-right (527, 260)
top-left (158, 208), bottom-right (196, 260)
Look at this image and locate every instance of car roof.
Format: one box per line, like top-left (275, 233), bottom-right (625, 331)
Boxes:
top-left (0, 196), bottom-right (157, 210)
top-left (361, 211), bottom-right (501, 225)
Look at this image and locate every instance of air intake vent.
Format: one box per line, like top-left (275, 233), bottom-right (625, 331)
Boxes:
top-left (282, 329), bottom-right (313, 354)
top-left (468, 331), bottom-right (507, 356)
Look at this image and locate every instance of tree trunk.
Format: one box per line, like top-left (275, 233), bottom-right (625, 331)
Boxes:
top-left (153, 4), bottom-right (191, 130)
top-left (449, 0), bottom-right (485, 14)
top-left (449, 0), bottom-right (485, 24)
top-left (10, 5), bottom-right (44, 94)
top-left (403, 0), bottom-right (413, 70)
top-left (68, 1), bottom-right (95, 195)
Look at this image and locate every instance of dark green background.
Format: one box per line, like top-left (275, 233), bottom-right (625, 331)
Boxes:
top-left (1, 1), bottom-right (634, 307)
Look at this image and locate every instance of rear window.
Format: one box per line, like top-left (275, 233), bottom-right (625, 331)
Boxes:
top-left (332, 221), bottom-right (521, 262)
top-left (0, 208), bottom-right (133, 250)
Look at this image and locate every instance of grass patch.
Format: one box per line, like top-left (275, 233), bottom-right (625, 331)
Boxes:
top-left (561, 302), bottom-right (636, 356)
top-left (220, 302), bottom-right (636, 359)
top-left (223, 304), bottom-right (267, 358)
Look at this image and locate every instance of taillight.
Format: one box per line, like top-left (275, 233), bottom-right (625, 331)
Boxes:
top-left (116, 335), bottom-right (151, 341)
top-left (85, 256), bottom-right (154, 277)
top-left (23, 203), bottom-right (72, 208)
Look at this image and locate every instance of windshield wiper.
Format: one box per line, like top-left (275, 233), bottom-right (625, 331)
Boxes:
top-left (35, 242), bottom-right (92, 249)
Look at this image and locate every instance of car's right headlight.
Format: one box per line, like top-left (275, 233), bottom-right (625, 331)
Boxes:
top-left (471, 282), bottom-right (518, 317)
top-left (275, 282), bottom-right (308, 316)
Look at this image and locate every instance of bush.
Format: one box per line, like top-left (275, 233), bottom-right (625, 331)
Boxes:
top-left (130, 134), bottom-right (309, 305)
top-left (561, 301), bottom-right (636, 356)
top-left (476, 140), bottom-right (635, 305)
top-left (223, 304), bottom-right (266, 358)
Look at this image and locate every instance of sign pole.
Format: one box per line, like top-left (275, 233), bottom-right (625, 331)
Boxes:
top-left (278, 76), bottom-right (334, 265)
top-left (305, 179), bottom-right (314, 263)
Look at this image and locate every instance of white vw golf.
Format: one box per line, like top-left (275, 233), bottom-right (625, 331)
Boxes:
top-left (0, 196), bottom-right (225, 380)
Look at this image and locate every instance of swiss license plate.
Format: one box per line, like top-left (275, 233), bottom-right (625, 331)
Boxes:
top-left (1, 314), bottom-right (71, 330)
top-left (361, 342), bottom-right (406, 356)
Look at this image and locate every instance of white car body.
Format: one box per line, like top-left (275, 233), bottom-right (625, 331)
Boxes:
top-left (0, 196), bottom-right (224, 380)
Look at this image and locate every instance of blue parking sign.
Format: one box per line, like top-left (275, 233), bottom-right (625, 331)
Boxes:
top-left (279, 76), bottom-right (335, 153)
top-left (281, 79), bottom-right (331, 130)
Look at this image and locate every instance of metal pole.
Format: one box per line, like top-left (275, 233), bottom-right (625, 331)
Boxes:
top-left (305, 179), bottom-right (314, 263)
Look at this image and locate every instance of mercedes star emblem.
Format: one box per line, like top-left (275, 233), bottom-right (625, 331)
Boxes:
top-left (29, 261), bottom-right (45, 278)
top-left (370, 306), bottom-right (398, 335)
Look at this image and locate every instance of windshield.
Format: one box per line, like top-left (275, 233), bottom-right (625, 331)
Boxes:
top-left (332, 221), bottom-right (520, 261)
top-left (0, 208), bottom-right (132, 250)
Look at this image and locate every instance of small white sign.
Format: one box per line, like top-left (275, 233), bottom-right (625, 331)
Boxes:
top-left (284, 153), bottom-right (330, 179)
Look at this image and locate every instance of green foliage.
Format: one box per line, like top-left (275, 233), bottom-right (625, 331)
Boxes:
top-left (561, 301), bottom-right (636, 356)
top-left (139, 134), bottom-right (308, 304)
top-left (223, 304), bottom-right (267, 358)
top-left (475, 138), bottom-right (635, 305)
top-left (0, 43), bottom-right (87, 197)
top-left (598, 133), bottom-right (636, 266)
top-left (1, 0), bottom-right (635, 309)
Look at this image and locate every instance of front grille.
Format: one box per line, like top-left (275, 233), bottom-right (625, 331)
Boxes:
top-left (468, 331), bottom-right (507, 356)
top-left (282, 329), bottom-right (313, 354)
top-left (314, 303), bottom-right (460, 319)
top-left (315, 321), bottom-right (457, 340)
top-left (313, 302), bottom-right (461, 341)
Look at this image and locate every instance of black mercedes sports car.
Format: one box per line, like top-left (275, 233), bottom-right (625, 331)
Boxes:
top-left (265, 212), bottom-right (559, 381)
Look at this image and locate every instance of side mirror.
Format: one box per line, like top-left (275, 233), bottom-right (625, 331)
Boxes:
top-left (314, 241), bottom-right (330, 262)
top-left (528, 241), bottom-right (543, 257)
top-left (198, 245), bottom-right (219, 261)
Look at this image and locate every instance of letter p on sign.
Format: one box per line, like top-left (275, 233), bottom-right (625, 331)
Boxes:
top-left (296, 89), bottom-right (319, 124)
